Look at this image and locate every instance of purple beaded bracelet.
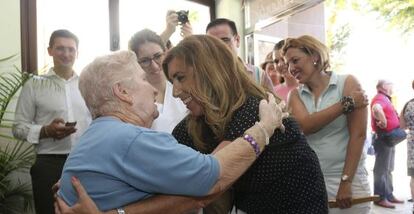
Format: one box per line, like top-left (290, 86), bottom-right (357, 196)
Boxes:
top-left (243, 134), bottom-right (260, 158)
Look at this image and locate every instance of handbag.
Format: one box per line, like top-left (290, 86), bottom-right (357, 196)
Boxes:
top-left (377, 127), bottom-right (407, 147)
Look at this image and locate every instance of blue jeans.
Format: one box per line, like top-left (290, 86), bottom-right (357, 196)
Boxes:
top-left (373, 136), bottom-right (395, 200)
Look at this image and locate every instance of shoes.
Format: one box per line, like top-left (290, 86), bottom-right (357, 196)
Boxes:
top-left (408, 198), bottom-right (413, 202)
top-left (374, 199), bottom-right (396, 209)
top-left (388, 197), bottom-right (404, 204)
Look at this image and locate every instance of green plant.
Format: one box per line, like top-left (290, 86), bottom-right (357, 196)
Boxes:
top-left (0, 54), bottom-right (34, 214)
top-left (0, 140), bottom-right (35, 214)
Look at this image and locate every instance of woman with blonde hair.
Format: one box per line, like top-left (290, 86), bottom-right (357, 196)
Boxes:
top-left (161, 35), bottom-right (328, 213)
top-left (55, 35), bottom-right (328, 214)
top-left (283, 35), bottom-right (370, 213)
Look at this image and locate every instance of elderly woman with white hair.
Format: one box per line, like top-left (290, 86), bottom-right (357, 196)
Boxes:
top-left (57, 50), bottom-right (285, 213)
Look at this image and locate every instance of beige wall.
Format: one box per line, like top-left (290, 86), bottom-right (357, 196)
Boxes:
top-left (0, 2), bottom-right (33, 214)
top-left (0, 0), bottom-right (20, 61)
top-left (0, 0), bottom-right (21, 142)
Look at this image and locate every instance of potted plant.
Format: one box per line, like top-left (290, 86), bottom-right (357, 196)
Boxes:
top-left (0, 54), bottom-right (35, 214)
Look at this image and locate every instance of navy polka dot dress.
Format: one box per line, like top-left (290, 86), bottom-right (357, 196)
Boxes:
top-left (172, 96), bottom-right (328, 214)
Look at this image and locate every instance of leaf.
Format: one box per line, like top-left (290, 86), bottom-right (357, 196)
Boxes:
top-left (0, 54), bottom-right (19, 62)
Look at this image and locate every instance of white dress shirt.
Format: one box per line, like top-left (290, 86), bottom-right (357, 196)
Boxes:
top-left (151, 81), bottom-right (188, 133)
top-left (13, 68), bottom-right (91, 154)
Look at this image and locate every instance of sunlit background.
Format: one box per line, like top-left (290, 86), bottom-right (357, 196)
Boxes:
top-left (36, 0), bottom-right (211, 75)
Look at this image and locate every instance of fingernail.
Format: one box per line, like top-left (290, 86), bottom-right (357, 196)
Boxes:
top-left (71, 176), bottom-right (78, 183)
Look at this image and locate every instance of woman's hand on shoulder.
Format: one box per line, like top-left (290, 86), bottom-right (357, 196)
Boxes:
top-left (259, 92), bottom-right (289, 135)
top-left (344, 75), bottom-right (369, 109)
top-left (350, 90), bottom-right (369, 109)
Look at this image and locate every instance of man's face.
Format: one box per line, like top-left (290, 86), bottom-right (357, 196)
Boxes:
top-left (48, 37), bottom-right (78, 70)
top-left (206, 24), bottom-right (240, 54)
top-left (382, 83), bottom-right (394, 96)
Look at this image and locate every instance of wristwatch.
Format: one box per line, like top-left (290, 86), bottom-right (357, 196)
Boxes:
top-left (117, 208), bottom-right (126, 214)
top-left (341, 174), bottom-right (351, 183)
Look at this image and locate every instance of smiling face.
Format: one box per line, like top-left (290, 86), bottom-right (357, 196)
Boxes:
top-left (206, 24), bottom-right (240, 54)
top-left (166, 57), bottom-right (203, 117)
top-left (136, 42), bottom-right (165, 82)
top-left (283, 47), bottom-right (318, 84)
top-left (48, 37), bottom-right (78, 70)
top-left (273, 49), bottom-right (287, 76)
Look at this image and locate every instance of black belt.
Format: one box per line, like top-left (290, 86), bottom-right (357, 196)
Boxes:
top-left (37, 154), bottom-right (69, 158)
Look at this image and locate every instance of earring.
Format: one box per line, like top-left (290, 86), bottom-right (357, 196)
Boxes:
top-left (313, 61), bottom-right (317, 66)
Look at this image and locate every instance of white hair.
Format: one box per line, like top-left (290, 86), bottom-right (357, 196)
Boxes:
top-left (79, 50), bottom-right (139, 119)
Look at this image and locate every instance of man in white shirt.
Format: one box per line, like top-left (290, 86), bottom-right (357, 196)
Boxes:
top-left (13, 29), bottom-right (91, 214)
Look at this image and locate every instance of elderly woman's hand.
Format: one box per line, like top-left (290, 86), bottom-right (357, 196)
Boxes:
top-left (258, 93), bottom-right (288, 136)
top-left (54, 177), bottom-right (102, 214)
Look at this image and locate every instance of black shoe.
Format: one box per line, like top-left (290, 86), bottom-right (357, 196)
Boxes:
top-left (409, 198), bottom-right (413, 202)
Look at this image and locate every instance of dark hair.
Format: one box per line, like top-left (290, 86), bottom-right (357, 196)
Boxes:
top-left (206, 18), bottom-right (238, 35)
top-left (166, 40), bottom-right (173, 50)
top-left (49, 29), bottom-right (79, 48)
top-left (128, 29), bottom-right (166, 57)
top-left (273, 39), bottom-right (286, 51)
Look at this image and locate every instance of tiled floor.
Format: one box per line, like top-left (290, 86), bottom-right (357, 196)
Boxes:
top-left (366, 142), bottom-right (413, 214)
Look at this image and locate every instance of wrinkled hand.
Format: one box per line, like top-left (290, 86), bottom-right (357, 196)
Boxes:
top-left (44, 118), bottom-right (77, 140)
top-left (55, 177), bottom-right (102, 214)
top-left (258, 92), bottom-right (289, 135)
top-left (165, 10), bottom-right (179, 33)
top-left (350, 90), bottom-right (369, 109)
top-left (180, 22), bottom-right (193, 38)
top-left (336, 182), bottom-right (352, 209)
top-left (376, 120), bottom-right (387, 129)
top-left (52, 179), bottom-right (61, 198)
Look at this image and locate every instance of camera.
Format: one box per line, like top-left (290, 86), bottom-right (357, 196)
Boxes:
top-left (176, 10), bottom-right (189, 24)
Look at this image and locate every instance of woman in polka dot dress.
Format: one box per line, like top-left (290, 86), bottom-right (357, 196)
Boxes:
top-left (163, 35), bottom-right (328, 214)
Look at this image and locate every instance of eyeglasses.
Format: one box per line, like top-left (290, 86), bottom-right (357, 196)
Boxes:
top-left (138, 52), bottom-right (164, 68)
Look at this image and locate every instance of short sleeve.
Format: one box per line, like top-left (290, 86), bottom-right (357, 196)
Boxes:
top-left (121, 130), bottom-right (220, 196)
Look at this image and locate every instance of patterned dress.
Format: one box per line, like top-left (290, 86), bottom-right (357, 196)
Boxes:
top-left (403, 100), bottom-right (414, 176)
top-left (172, 96), bottom-right (328, 214)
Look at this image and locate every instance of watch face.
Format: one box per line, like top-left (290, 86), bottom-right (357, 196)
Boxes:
top-left (341, 175), bottom-right (349, 181)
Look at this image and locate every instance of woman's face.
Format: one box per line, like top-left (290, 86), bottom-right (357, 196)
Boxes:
top-left (136, 42), bottom-right (165, 79)
top-left (129, 64), bottom-right (159, 126)
top-left (265, 62), bottom-right (279, 85)
top-left (283, 47), bottom-right (316, 84)
top-left (273, 50), bottom-right (288, 77)
top-left (167, 57), bottom-right (204, 117)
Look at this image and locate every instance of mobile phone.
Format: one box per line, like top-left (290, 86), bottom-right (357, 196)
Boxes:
top-left (65, 121), bottom-right (77, 127)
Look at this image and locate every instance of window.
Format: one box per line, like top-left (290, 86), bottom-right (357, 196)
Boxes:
top-left (37, 0), bottom-right (110, 74)
top-left (21, 0), bottom-right (214, 74)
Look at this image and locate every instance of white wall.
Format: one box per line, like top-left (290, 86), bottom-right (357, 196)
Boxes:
top-left (215, 0), bottom-right (245, 56)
